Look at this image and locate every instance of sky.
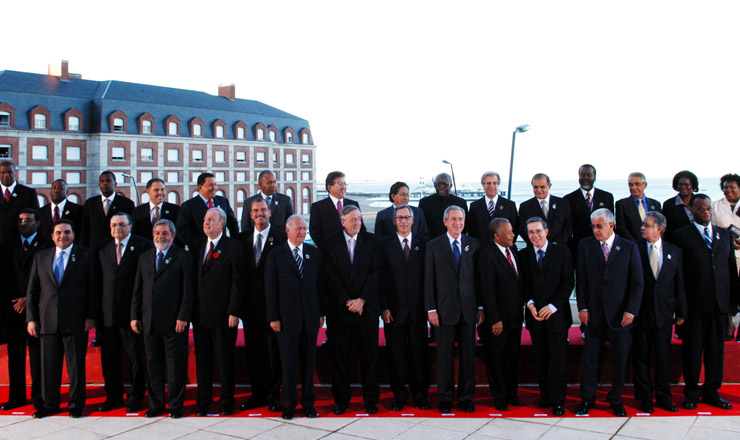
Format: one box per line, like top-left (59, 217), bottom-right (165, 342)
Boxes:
top-left (4, 0), bottom-right (739, 186)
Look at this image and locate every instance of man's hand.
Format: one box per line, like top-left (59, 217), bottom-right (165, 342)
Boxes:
top-left (381, 309), bottom-right (393, 324)
top-left (27, 321), bottom-right (39, 338)
top-left (84, 319), bottom-right (95, 332)
top-left (477, 309), bottom-right (485, 326)
top-left (175, 320), bottom-right (188, 333)
top-left (733, 238), bottom-right (740, 250)
top-left (538, 305), bottom-right (554, 320)
top-left (428, 311), bottom-right (440, 327)
top-left (131, 320), bottom-right (142, 334)
top-left (228, 315), bottom-right (240, 328)
top-left (12, 297), bottom-right (26, 314)
top-left (270, 320), bottom-right (281, 332)
top-left (621, 313), bottom-right (634, 327)
top-left (491, 321), bottom-right (503, 336)
top-left (675, 317), bottom-right (685, 326)
top-left (529, 304), bottom-right (543, 321)
top-left (347, 298), bottom-right (365, 315)
top-left (579, 310), bottom-right (590, 326)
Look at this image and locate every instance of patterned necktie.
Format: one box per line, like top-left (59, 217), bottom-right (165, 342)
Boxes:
top-left (117, 242), bottom-right (124, 264)
top-left (650, 243), bottom-right (660, 279)
top-left (156, 251), bottom-right (164, 271)
top-left (452, 239), bottom-right (461, 267)
top-left (54, 251), bottom-right (65, 284)
top-left (403, 238), bottom-right (410, 260)
top-left (488, 200), bottom-right (495, 218)
top-left (265, 195), bottom-right (272, 206)
top-left (205, 241), bottom-right (215, 265)
top-left (637, 198), bottom-right (646, 220)
top-left (53, 206), bottom-right (60, 223)
top-left (152, 205), bottom-right (160, 222)
top-left (337, 199), bottom-right (343, 215)
top-left (506, 248), bottom-right (517, 276)
top-left (348, 237), bottom-right (355, 263)
top-left (703, 227), bottom-right (713, 249)
top-left (586, 192), bottom-right (592, 209)
top-left (3, 189), bottom-right (10, 202)
top-left (601, 241), bottom-right (610, 262)
top-left (254, 233), bottom-right (263, 265)
top-left (23, 239), bottom-right (29, 252)
top-left (537, 249), bottom-right (545, 269)
top-left (208, 199), bottom-right (214, 209)
top-left (103, 198), bottom-right (111, 216)
top-left (540, 199), bottom-right (548, 218)
top-left (294, 247), bottom-right (303, 278)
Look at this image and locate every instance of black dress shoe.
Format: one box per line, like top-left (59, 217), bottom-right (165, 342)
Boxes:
top-left (610, 403), bottom-right (627, 417)
top-left (365, 402), bottom-right (378, 414)
top-left (240, 397), bottom-right (268, 410)
top-left (99, 400), bottom-right (123, 412)
top-left (575, 401), bottom-right (594, 415)
top-left (1, 401), bottom-right (25, 411)
top-left (507, 398), bottom-right (524, 406)
top-left (416, 399), bottom-right (430, 410)
top-left (33, 402), bottom-right (43, 411)
top-left (703, 397), bottom-right (733, 410)
top-left (221, 405), bottom-right (234, 416)
top-left (439, 401), bottom-right (452, 414)
top-left (552, 405), bottom-right (565, 416)
top-left (195, 406), bottom-right (209, 416)
top-left (640, 400), bottom-right (654, 413)
top-left (170, 408), bottom-right (183, 419)
top-left (657, 402), bottom-right (678, 412)
top-left (145, 407), bottom-right (164, 417)
top-left (33, 408), bottom-right (54, 418)
top-left (535, 399), bottom-right (551, 409)
top-left (268, 401), bottom-right (282, 412)
top-left (282, 408), bottom-right (294, 420)
top-left (126, 401), bottom-right (142, 413)
top-left (683, 399), bottom-right (698, 410)
top-left (303, 406), bottom-right (317, 418)
top-left (494, 402), bottom-right (509, 412)
top-left (460, 401), bottom-right (475, 413)
top-left (333, 404), bottom-right (347, 415)
top-left (391, 400), bottom-right (404, 411)
top-left (69, 408), bottom-right (83, 418)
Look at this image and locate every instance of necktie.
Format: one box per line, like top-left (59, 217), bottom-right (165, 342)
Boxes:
top-left (586, 192), bottom-right (592, 210)
top-left (265, 195), bottom-right (272, 205)
top-left (53, 206), bottom-right (60, 223)
top-left (488, 200), bottom-right (495, 218)
top-left (152, 205), bottom-right (160, 222)
top-left (337, 199), bottom-right (343, 215)
top-left (294, 247), bottom-right (303, 278)
top-left (3, 189), bottom-right (10, 202)
top-left (637, 198), bottom-right (646, 220)
top-left (156, 251), bottom-right (164, 271)
top-left (452, 239), bottom-right (461, 267)
top-left (103, 198), bottom-right (111, 216)
top-left (506, 248), bottom-right (517, 276)
top-left (208, 199), bottom-right (214, 209)
top-left (704, 227), bottom-right (713, 249)
top-left (254, 233), bottom-right (263, 264)
top-left (54, 251), bottom-right (65, 284)
top-left (540, 199), bottom-right (548, 218)
top-left (117, 242), bottom-right (124, 264)
top-left (650, 243), bottom-right (660, 279)
top-left (23, 239), bottom-right (29, 252)
top-left (205, 241), bottom-right (215, 265)
top-left (537, 249), bottom-right (545, 269)
top-left (348, 237), bottom-right (355, 263)
top-left (403, 238), bottom-right (410, 260)
top-left (601, 241), bottom-right (610, 262)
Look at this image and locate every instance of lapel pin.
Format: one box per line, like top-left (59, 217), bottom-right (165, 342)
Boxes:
top-left (12, 193), bottom-right (17, 198)
top-left (213, 252), bottom-right (220, 259)
top-left (33, 242), bottom-right (38, 247)
top-left (414, 246), bottom-right (419, 251)
top-left (64, 210), bottom-right (69, 215)
top-left (165, 258), bottom-right (171, 264)
top-left (268, 237), bottom-right (274, 244)
top-left (464, 244), bottom-right (470, 252)
top-left (499, 205), bottom-right (504, 210)
top-left (667, 254), bottom-right (672, 260)
top-left (716, 233), bottom-right (720, 240)
top-left (275, 201), bottom-right (279, 205)
top-left (165, 210), bottom-right (170, 215)
top-left (599, 202), bottom-right (604, 207)
top-left (615, 246), bottom-right (620, 251)
top-left (552, 203), bottom-right (557, 209)
top-left (130, 246), bottom-right (135, 251)
top-left (305, 253), bottom-right (311, 260)
top-left (71, 255), bottom-right (76, 262)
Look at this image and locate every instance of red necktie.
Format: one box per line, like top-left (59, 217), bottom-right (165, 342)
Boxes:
top-left (205, 241), bottom-right (215, 265)
top-left (403, 238), bottom-right (410, 260)
top-left (337, 199), bottom-right (343, 215)
top-left (506, 248), bottom-right (518, 276)
top-left (53, 206), bottom-right (60, 223)
top-left (3, 189), bottom-right (10, 202)
top-left (208, 199), bottom-right (214, 209)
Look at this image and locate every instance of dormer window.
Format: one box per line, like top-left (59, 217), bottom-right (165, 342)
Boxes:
top-left (257, 128), bottom-right (264, 140)
top-left (68, 116), bottom-right (80, 131)
top-left (113, 118), bottom-right (124, 132)
top-left (0, 112), bottom-right (10, 127)
top-left (193, 124), bottom-right (202, 136)
top-left (34, 114), bottom-right (47, 129)
top-left (142, 120), bottom-right (152, 134)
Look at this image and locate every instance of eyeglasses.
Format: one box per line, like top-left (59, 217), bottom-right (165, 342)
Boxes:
top-left (333, 182), bottom-right (349, 188)
top-left (18, 218), bottom-right (36, 224)
top-left (395, 216), bottom-right (413, 222)
top-left (590, 223), bottom-right (612, 230)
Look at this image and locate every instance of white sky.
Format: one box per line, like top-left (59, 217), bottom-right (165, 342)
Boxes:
top-left (4, 0), bottom-right (739, 184)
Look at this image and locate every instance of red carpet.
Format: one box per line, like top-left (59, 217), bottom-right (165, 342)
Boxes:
top-left (2, 384), bottom-right (740, 418)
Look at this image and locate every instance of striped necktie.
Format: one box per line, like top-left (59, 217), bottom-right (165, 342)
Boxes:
top-left (294, 247), bottom-right (303, 278)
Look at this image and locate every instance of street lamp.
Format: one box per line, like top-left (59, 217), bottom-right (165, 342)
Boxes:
top-left (442, 160), bottom-right (458, 196)
top-left (507, 124), bottom-right (531, 200)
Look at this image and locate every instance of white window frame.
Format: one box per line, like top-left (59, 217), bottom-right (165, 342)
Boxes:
top-left (285, 172), bottom-right (294, 181)
top-left (269, 130), bottom-right (276, 142)
top-left (66, 172), bottom-right (81, 184)
top-left (235, 151), bottom-right (246, 163)
top-left (192, 150), bottom-right (203, 163)
top-left (286, 132), bottom-right (293, 143)
top-left (215, 171), bottom-right (226, 182)
top-left (34, 114), bottom-right (47, 129)
top-left (256, 152), bottom-right (266, 163)
top-left (302, 133), bottom-right (309, 144)
top-left (286, 153), bottom-right (294, 164)
top-left (66, 146), bottom-right (81, 161)
top-left (236, 172), bottom-right (246, 182)
top-left (167, 149), bottom-right (179, 162)
top-left (302, 154), bottom-right (310, 164)
top-left (140, 171), bottom-right (153, 184)
top-left (0, 111), bottom-right (10, 127)
top-left (168, 121), bottom-right (178, 136)
top-left (0, 145), bottom-right (11, 159)
top-left (257, 128), bottom-right (264, 140)
top-left (68, 116), bottom-right (80, 131)
top-left (113, 117), bottom-right (124, 132)
top-left (140, 148), bottom-right (154, 162)
top-left (193, 123), bottom-right (202, 137)
top-left (167, 171), bottom-right (179, 183)
top-left (215, 150), bottom-right (226, 163)
top-left (31, 172), bottom-right (47, 185)
top-left (215, 125), bottom-right (224, 138)
top-left (32, 145), bottom-right (48, 161)
top-left (111, 147), bottom-right (126, 161)
top-left (236, 126), bottom-right (245, 139)
top-left (142, 120), bottom-right (153, 134)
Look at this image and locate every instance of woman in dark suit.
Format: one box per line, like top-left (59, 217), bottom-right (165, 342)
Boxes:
top-left (663, 170), bottom-right (699, 241)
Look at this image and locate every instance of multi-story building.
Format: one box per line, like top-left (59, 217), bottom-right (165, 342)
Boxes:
top-left (0, 60), bottom-right (316, 222)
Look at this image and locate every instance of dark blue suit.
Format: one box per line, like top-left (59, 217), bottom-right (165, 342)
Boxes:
top-left (373, 205), bottom-right (428, 239)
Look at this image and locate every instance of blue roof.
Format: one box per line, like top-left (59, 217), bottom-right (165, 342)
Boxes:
top-left (0, 70), bottom-right (311, 142)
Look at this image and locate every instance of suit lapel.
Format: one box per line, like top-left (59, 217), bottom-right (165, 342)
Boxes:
top-left (59, 247), bottom-right (77, 285)
top-left (495, 246), bottom-right (518, 279)
top-left (606, 237), bottom-right (622, 265)
top-left (638, 241), bottom-right (655, 281)
top-left (155, 247), bottom-right (176, 278)
top-left (203, 239), bottom-right (222, 272)
top-left (442, 237), bottom-right (459, 273)
top-left (43, 250), bottom-right (58, 287)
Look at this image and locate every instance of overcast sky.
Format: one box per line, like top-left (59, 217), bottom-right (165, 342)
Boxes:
top-left (4, 0), bottom-right (739, 185)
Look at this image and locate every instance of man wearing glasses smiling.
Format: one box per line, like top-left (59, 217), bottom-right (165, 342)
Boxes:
top-left (309, 171), bottom-right (365, 248)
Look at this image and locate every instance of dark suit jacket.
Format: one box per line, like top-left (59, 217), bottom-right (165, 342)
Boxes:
top-left (309, 197), bottom-right (365, 247)
top-left (478, 243), bottom-right (523, 329)
top-left (576, 235), bottom-right (644, 331)
top-left (424, 234), bottom-right (480, 326)
top-left (467, 196), bottom-right (518, 248)
top-left (131, 245), bottom-right (194, 336)
top-left (39, 200), bottom-right (83, 242)
top-left (175, 195), bottom-right (239, 250)
top-left (92, 235), bottom-right (153, 328)
top-left (321, 230), bottom-right (380, 320)
top-left (81, 193), bottom-right (135, 247)
top-left (0, 183), bottom-right (39, 246)
top-left (240, 192), bottom-right (294, 233)
top-left (26, 244), bottom-right (94, 334)
top-left (132, 202), bottom-right (180, 241)
top-left (662, 196), bottom-right (694, 241)
top-left (564, 188), bottom-right (614, 258)
top-left (193, 235), bottom-right (245, 328)
top-left (265, 242), bottom-right (325, 337)
top-left (635, 239), bottom-right (687, 329)
top-left (615, 196), bottom-right (662, 242)
top-left (518, 243), bottom-right (574, 332)
top-left (241, 226), bottom-right (287, 321)
top-left (2, 235), bottom-right (53, 327)
top-left (518, 196), bottom-right (572, 247)
top-left (374, 205), bottom-right (428, 239)
top-left (671, 225), bottom-right (739, 316)
top-left (378, 234), bottom-right (427, 324)
top-left (418, 194), bottom-right (469, 238)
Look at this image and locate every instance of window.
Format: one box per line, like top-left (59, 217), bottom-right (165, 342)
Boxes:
top-left (236, 151), bottom-right (246, 163)
top-left (215, 172), bottom-right (226, 182)
top-left (216, 190), bottom-right (225, 197)
top-left (236, 172), bottom-right (246, 182)
top-left (141, 193), bottom-right (150, 204)
top-left (0, 145), bottom-right (11, 159)
top-left (269, 131), bottom-right (276, 142)
top-left (140, 171), bottom-right (153, 184)
top-left (257, 128), bottom-right (264, 140)
top-left (67, 194), bottom-right (79, 203)
top-left (193, 124), bottom-right (202, 136)
top-left (113, 118), bottom-right (124, 132)
top-left (37, 195), bottom-right (47, 207)
top-left (285, 172), bottom-right (294, 181)
top-left (237, 127), bottom-right (245, 139)
top-left (34, 114), bottom-right (47, 129)
top-left (66, 146), bottom-right (81, 161)
top-left (302, 202), bottom-right (309, 214)
top-left (215, 126), bottom-right (224, 138)
top-left (256, 152), bottom-right (266, 163)
top-left (168, 192), bottom-right (179, 204)
top-left (215, 150), bottom-right (226, 163)
top-left (302, 133), bottom-right (309, 144)
top-left (192, 172), bottom-right (200, 183)
top-left (272, 153), bottom-right (278, 164)
top-left (286, 132), bottom-right (293, 143)
top-left (167, 149), bottom-right (179, 162)
top-left (236, 190), bottom-right (246, 202)
top-left (192, 150), bottom-right (203, 162)
top-left (141, 148), bottom-right (153, 161)
top-left (302, 188), bottom-right (310, 199)
top-left (112, 147), bottom-right (125, 161)
top-left (302, 154), bottom-right (310, 164)
top-left (302, 172), bottom-right (310, 181)
top-left (32, 172), bottom-right (47, 185)
top-left (0, 111), bottom-right (9, 127)
top-left (68, 116), bottom-right (80, 131)
top-left (286, 153), bottom-right (294, 164)
top-left (32, 145), bottom-right (48, 160)
top-left (168, 122), bottom-right (178, 135)
top-left (167, 172), bottom-right (179, 183)
top-left (142, 120), bottom-right (152, 134)
top-left (66, 172), bottom-right (80, 184)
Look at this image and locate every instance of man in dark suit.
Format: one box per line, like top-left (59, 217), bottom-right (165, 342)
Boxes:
top-left (240, 198), bottom-right (287, 412)
top-left (240, 170), bottom-right (294, 232)
top-left (309, 171), bottom-right (365, 247)
top-left (468, 171), bottom-right (518, 248)
top-left (633, 211), bottom-right (687, 413)
top-left (193, 208), bottom-right (245, 416)
top-left (575, 208), bottom-right (643, 417)
top-left (39, 179), bottom-right (83, 241)
top-left (266, 215), bottom-right (325, 420)
top-left (1, 209), bottom-right (52, 410)
top-left (615, 172), bottom-right (662, 242)
top-left (322, 205), bottom-right (380, 415)
top-left (379, 205), bottom-right (430, 411)
top-left (518, 217), bottom-right (574, 416)
top-left (0, 161), bottom-right (40, 247)
top-left (80, 171), bottom-right (135, 247)
top-left (563, 164), bottom-right (614, 261)
top-left (92, 213), bottom-right (153, 413)
top-left (374, 182), bottom-right (429, 239)
top-left (132, 178), bottom-right (180, 242)
top-left (418, 173), bottom-right (468, 238)
top-left (479, 218), bottom-right (524, 411)
top-left (26, 219), bottom-right (95, 418)
top-left (518, 173), bottom-right (572, 247)
top-left (131, 219), bottom-right (194, 419)
top-left (672, 194), bottom-right (739, 410)
top-left (175, 172), bottom-right (239, 251)
top-left (425, 206), bottom-right (482, 413)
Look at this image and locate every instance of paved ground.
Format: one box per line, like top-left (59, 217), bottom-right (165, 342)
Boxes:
top-left (2, 414), bottom-right (740, 440)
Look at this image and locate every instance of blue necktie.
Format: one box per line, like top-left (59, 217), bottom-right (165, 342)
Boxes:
top-left (156, 251), bottom-right (164, 271)
top-left (294, 247), bottom-right (303, 278)
top-left (54, 251), bottom-right (65, 284)
top-left (704, 227), bottom-right (713, 249)
top-left (537, 249), bottom-right (545, 269)
top-left (452, 240), bottom-right (461, 267)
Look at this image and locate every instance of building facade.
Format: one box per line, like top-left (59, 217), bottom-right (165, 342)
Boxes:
top-left (0, 61), bottom-right (316, 222)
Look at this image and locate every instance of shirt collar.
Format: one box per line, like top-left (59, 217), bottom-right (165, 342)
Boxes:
top-left (329, 194), bottom-right (343, 206)
top-left (675, 194), bottom-right (688, 207)
top-left (156, 245), bottom-right (172, 257)
top-left (288, 240), bottom-right (304, 254)
top-left (101, 193), bottom-right (116, 203)
top-left (494, 241), bottom-right (511, 256)
top-left (535, 240), bottom-right (549, 254)
top-left (254, 224), bottom-right (271, 241)
top-left (116, 233), bottom-right (132, 247)
top-left (397, 232), bottom-right (412, 247)
top-left (602, 232), bottom-right (616, 248)
top-left (580, 188), bottom-right (593, 199)
top-left (343, 230), bottom-right (358, 242)
top-left (149, 201), bottom-right (163, 210)
top-left (648, 237), bottom-right (662, 251)
top-left (22, 232), bottom-right (37, 245)
top-left (447, 232), bottom-right (461, 246)
top-left (694, 221), bottom-right (712, 235)
top-left (1, 182), bottom-right (16, 195)
top-left (55, 243), bottom-right (73, 257)
top-left (536, 194), bottom-right (551, 205)
top-left (52, 199), bottom-right (67, 212)
top-left (207, 232), bottom-right (224, 249)
top-left (485, 195), bottom-right (499, 206)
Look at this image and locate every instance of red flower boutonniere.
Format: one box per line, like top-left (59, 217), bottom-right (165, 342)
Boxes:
top-left (213, 251), bottom-right (221, 259)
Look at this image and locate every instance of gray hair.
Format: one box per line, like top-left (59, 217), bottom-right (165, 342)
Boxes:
top-left (340, 204), bottom-right (361, 221)
top-left (206, 206), bottom-right (226, 223)
top-left (525, 216), bottom-right (548, 230)
top-left (434, 173), bottom-right (452, 184)
top-left (153, 218), bottom-right (176, 234)
top-left (480, 171), bottom-right (501, 185)
top-left (286, 214), bottom-right (305, 229)
top-left (628, 172), bottom-right (646, 183)
top-left (590, 208), bottom-right (615, 224)
top-left (489, 217), bottom-right (511, 236)
top-left (531, 173), bottom-right (551, 185)
top-left (443, 205), bottom-right (465, 221)
top-left (393, 204), bottom-right (414, 221)
top-left (645, 211), bottom-right (667, 233)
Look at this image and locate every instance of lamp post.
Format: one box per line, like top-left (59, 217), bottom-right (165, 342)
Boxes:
top-left (507, 124), bottom-right (531, 200)
top-left (442, 160), bottom-right (457, 196)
